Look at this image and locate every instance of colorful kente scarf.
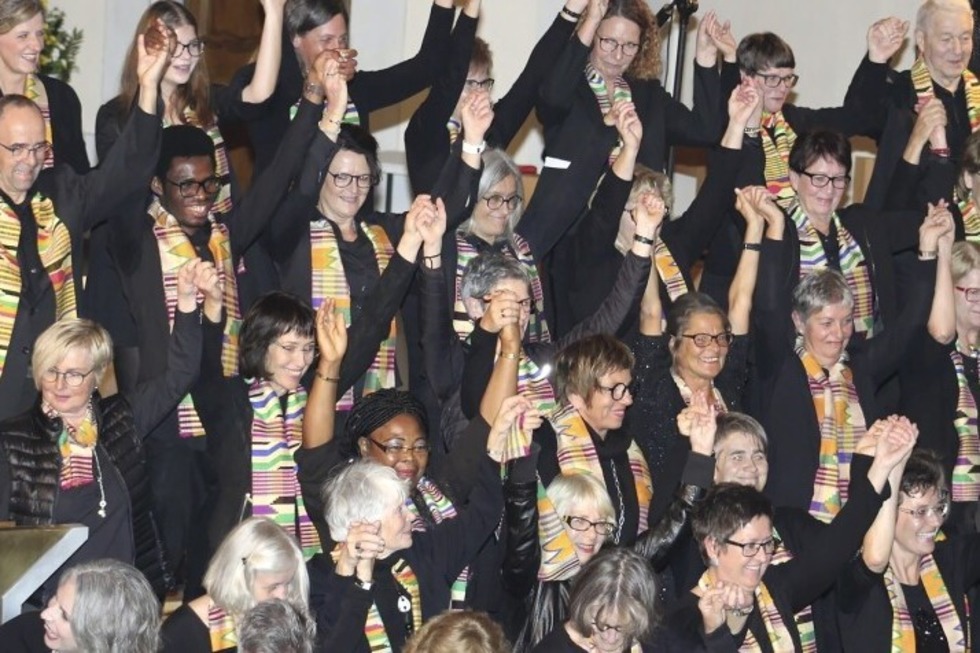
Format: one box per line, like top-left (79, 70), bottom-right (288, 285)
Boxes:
top-left (208, 603), bottom-right (237, 652)
top-left (452, 233), bottom-right (550, 343)
top-left (670, 370), bottom-right (728, 413)
top-left (956, 196), bottom-right (980, 242)
top-left (46, 401), bottom-right (97, 490)
top-left (248, 379), bottom-right (320, 559)
top-left (309, 220), bottom-right (396, 410)
top-left (364, 558), bottom-right (422, 652)
top-left (446, 117), bottom-right (461, 145)
top-left (654, 238), bottom-right (690, 301)
top-left (0, 192), bottom-right (74, 377)
top-left (789, 201), bottom-right (876, 338)
top-left (883, 553), bottom-right (969, 652)
top-left (166, 108), bottom-right (235, 217)
top-left (409, 477), bottom-right (468, 610)
top-left (585, 62), bottom-right (632, 164)
top-left (796, 344), bottom-right (866, 523)
top-left (760, 111), bottom-right (797, 208)
top-left (949, 349), bottom-right (980, 501)
top-left (911, 57), bottom-right (980, 136)
top-left (290, 97), bottom-right (360, 125)
top-left (497, 354), bottom-right (559, 465)
top-left (768, 528), bottom-right (817, 653)
top-left (150, 198), bottom-right (242, 438)
top-left (24, 74), bottom-right (53, 169)
top-left (697, 570), bottom-right (795, 653)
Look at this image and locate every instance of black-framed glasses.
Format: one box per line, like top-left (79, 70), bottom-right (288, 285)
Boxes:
top-left (754, 72), bottom-right (799, 88)
top-left (596, 36), bottom-right (640, 56)
top-left (592, 620), bottom-right (628, 637)
top-left (482, 194), bottom-right (521, 211)
top-left (596, 382), bottom-right (633, 401)
top-left (0, 140), bottom-right (50, 159)
top-left (464, 77), bottom-right (494, 91)
top-left (173, 39), bottom-right (205, 57)
top-left (368, 438), bottom-right (431, 457)
top-left (898, 503), bottom-right (949, 521)
top-left (956, 286), bottom-right (980, 303)
top-left (165, 176), bottom-right (221, 198)
top-left (724, 537), bottom-right (780, 557)
top-left (796, 170), bottom-right (851, 189)
top-left (564, 515), bottom-right (616, 537)
top-left (325, 171), bottom-right (378, 189)
top-left (41, 368), bottom-right (95, 388)
top-left (681, 332), bottom-right (734, 348)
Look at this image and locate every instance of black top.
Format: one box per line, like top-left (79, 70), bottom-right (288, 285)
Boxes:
top-left (36, 74), bottom-right (90, 173)
top-left (0, 611), bottom-right (48, 653)
top-left (161, 603), bottom-right (213, 653)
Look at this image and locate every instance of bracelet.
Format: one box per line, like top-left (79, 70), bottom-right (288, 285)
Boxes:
top-left (930, 147), bottom-right (951, 158)
top-left (422, 252), bottom-right (441, 259)
top-left (461, 140), bottom-right (486, 155)
top-left (500, 351), bottom-right (520, 360)
top-left (304, 81), bottom-right (325, 98)
top-left (560, 6), bottom-right (583, 19)
top-left (743, 126), bottom-right (762, 137)
top-left (633, 234), bottom-right (655, 245)
top-left (352, 577), bottom-right (373, 591)
top-left (743, 242), bottom-right (762, 251)
top-left (316, 370), bottom-right (340, 383)
top-left (918, 249), bottom-right (938, 260)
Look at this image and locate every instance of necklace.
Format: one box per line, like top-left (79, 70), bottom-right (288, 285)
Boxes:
top-left (91, 447), bottom-right (107, 518)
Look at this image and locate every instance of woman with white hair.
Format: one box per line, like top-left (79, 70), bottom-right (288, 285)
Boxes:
top-left (161, 517), bottom-right (310, 652)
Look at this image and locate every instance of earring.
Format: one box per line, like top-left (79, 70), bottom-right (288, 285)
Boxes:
top-left (709, 557), bottom-right (719, 566)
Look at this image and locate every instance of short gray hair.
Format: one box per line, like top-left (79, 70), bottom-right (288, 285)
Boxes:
top-left (238, 599), bottom-right (316, 653)
top-left (204, 518), bottom-right (309, 619)
top-left (791, 268), bottom-right (854, 320)
top-left (460, 252), bottom-right (530, 302)
top-left (916, 0), bottom-right (973, 36)
top-left (61, 559), bottom-right (161, 653)
top-left (547, 473), bottom-right (615, 524)
top-left (566, 548), bottom-right (659, 643)
top-left (324, 460), bottom-right (408, 542)
top-left (459, 148), bottom-right (524, 240)
top-left (32, 318), bottom-right (113, 389)
top-left (714, 412), bottom-right (768, 455)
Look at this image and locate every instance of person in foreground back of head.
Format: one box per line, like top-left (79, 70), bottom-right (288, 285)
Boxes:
top-left (237, 599), bottom-right (315, 653)
top-left (402, 610), bottom-right (511, 653)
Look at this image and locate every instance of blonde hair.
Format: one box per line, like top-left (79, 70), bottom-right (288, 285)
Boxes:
top-left (32, 319), bottom-right (112, 389)
top-left (548, 473), bottom-right (615, 524)
top-left (403, 611), bottom-right (510, 653)
top-left (0, 0), bottom-right (41, 34)
top-left (951, 241), bottom-right (980, 284)
top-left (629, 163), bottom-right (674, 219)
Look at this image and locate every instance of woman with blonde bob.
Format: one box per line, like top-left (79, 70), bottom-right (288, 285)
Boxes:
top-left (161, 517), bottom-right (311, 652)
top-left (403, 610), bottom-right (511, 653)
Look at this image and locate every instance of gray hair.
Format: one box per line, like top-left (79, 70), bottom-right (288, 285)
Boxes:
top-left (238, 599), bottom-right (316, 653)
top-left (459, 148), bottom-right (524, 241)
top-left (547, 473), bottom-right (615, 524)
top-left (460, 252), bottom-right (530, 302)
top-left (629, 164), bottom-right (674, 219)
top-left (61, 559), bottom-right (161, 653)
top-left (916, 0), bottom-right (973, 36)
top-left (32, 318), bottom-right (113, 389)
top-left (324, 460), bottom-right (408, 542)
top-left (204, 518), bottom-right (309, 619)
top-left (714, 412), bottom-right (769, 455)
top-left (566, 548), bottom-right (659, 644)
top-left (791, 268), bottom-right (854, 320)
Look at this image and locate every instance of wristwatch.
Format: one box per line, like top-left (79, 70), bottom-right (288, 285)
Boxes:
top-left (353, 577), bottom-right (373, 591)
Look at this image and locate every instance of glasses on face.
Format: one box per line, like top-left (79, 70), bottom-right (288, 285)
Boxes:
top-left (596, 36), bottom-right (640, 56)
top-left (681, 332), bottom-right (734, 348)
top-left (369, 437), bottom-right (431, 457)
top-left (724, 537), bottom-right (780, 557)
top-left (564, 515), bottom-right (616, 537)
top-left (482, 194), bottom-right (522, 211)
top-left (591, 620), bottom-right (627, 637)
top-left (326, 171), bottom-right (377, 189)
top-left (165, 176), bottom-right (221, 198)
top-left (956, 286), bottom-right (980, 302)
top-left (272, 341), bottom-right (316, 357)
top-left (0, 140), bottom-right (50, 160)
top-left (464, 78), bottom-right (495, 91)
top-left (173, 39), bottom-right (205, 58)
top-left (796, 170), bottom-right (851, 189)
top-left (898, 502), bottom-right (949, 521)
top-left (754, 72), bottom-right (799, 88)
top-left (42, 368), bottom-right (95, 388)
top-left (596, 382), bottom-right (633, 401)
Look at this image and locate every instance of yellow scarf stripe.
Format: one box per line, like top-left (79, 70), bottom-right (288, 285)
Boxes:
top-left (697, 571), bottom-right (795, 653)
top-left (363, 559), bottom-right (422, 652)
top-left (408, 477), bottom-right (468, 610)
top-left (912, 57), bottom-right (980, 136)
top-left (957, 197), bottom-right (980, 243)
top-left (585, 62), bottom-right (632, 165)
top-left (949, 349), bottom-right (980, 501)
top-left (883, 553), bottom-right (969, 652)
top-left (761, 111), bottom-right (797, 209)
top-left (654, 239), bottom-right (689, 301)
top-left (208, 603), bottom-right (237, 651)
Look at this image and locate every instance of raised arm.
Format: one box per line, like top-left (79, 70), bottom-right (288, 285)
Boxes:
top-left (637, 194), bottom-right (668, 336)
top-left (238, 0), bottom-right (287, 104)
top-left (928, 202), bottom-right (957, 344)
top-left (301, 299), bottom-right (348, 450)
top-left (728, 186), bottom-right (770, 335)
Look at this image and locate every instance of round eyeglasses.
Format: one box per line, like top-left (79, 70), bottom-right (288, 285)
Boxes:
top-left (482, 194), bottom-right (521, 211)
top-left (595, 382), bottom-right (633, 401)
top-left (42, 368), bottom-right (95, 387)
top-left (173, 39), bottom-right (205, 58)
top-left (596, 36), bottom-right (640, 56)
top-left (681, 332), bottom-right (734, 348)
top-left (724, 537), bottom-right (780, 557)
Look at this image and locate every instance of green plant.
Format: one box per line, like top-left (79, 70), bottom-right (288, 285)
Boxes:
top-left (39, 3), bottom-right (83, 82)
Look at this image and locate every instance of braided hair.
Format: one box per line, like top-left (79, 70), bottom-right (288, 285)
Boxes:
top-left (342, 389), bottom-right (429, 459)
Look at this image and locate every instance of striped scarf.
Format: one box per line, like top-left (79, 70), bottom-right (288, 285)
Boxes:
top-left (796, 344), bottom-right (866, 523)
top-left (956, 196), bottom-right (980, 242)
top-left (949, 349), bottom-right (980, 501)
top-left (167, 108), bottom-right (235, 217)
top-left (883, 553), bottom-right (969, 652)
top-left (309, 220), bottom-right (396, 410)
top-left (499, 355), bottom-right (557, 463)
top-left (452, 234), bottom-right (550, 343)
top-left (760, 111), bottom-right (797, 208)
top-left (697, 570), bottom-right (796, 653)
top-left (248, 378), bottom-right (320, 559)
top-left (408, 477), bottom-right (468, 610)
top-left (788, 201), bottom-right (876, 338)
top-left (654, 238), bottom-right (689, 301)
top-left (47, 401), bottom-right (97, 491)
top-left (585, 62), bottom-right (632, 164)
top-left (768, 527), bottom-right (817, 653)
top-left (670, 370), bottom-right (728, 413)
top-left (150, 198), bottom-right (242, 438)
top-left (207, 603), bottom-right (237, 652)
top-left (911, 57), bottom-right (980, 136)
top-left (446, 117), bottom-right (461, 145)
top-left (0, 191), bottom-right (75, 377)
top-left (24, 74), bottom-right (53, 170)
top-left (364, 558), bottom-right (422, 652)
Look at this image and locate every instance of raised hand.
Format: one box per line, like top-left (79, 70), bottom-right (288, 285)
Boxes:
top-left (480, 288), bottom-right (522, 334)
top-left (321, 54), bottom-right (348, 111)
top-left (697, 11), bottom-right (736, 64)
top-left (874, 415), bottom-right (918, 471)
top-left (488, 394), bottom-right (542, 459)
top-left (707, 13), bottom-right (737, 62)
top-left (402, 194), bottom-right (434, 247)
top-left (634, 190), bottom-right (666, 237)
top-left (417, 197), bottom-right (447, 249)
top-left (610, 100), bottom-right (642, 150)
top-left (867, 16), bottom-right (909, 64)
top-left (728, 80), bottom-right (762, 128)
top-left (461, 90), bottom-right (494, 145)
top-left (315, 298), bottom-right (348, 366)
top-left (920, 201), bottom-right (954, 252)
top-left (912, 97), bottom-right (948, 151)
top-left (259, 0), bottom-right (288, 13)
top-left (698, 579), bottom-right (747, 634)
top-left (932, 200), bottom-right (955, 254)
top-left (336, 521), bottom-right (385, 581)
top-left (585, 0), bottom-right (609, 26)
top-left (137, 19), bottom-right (173, 89)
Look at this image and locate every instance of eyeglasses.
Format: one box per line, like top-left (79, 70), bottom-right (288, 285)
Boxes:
top-left (596, 36), bottom-right (640, 56)
top-left (796, 170), bottom-right (851, 189)
top-left (956, 286), bottom-right (980, 302)
top-left (42, 368), bottom-right (95, 388)
top-left (272, 341), bottom-right (316, 357)
top-left (325, 171), bottom-right (378, 189)
top-left (0, 140), bottom-right (50, 160)
top-left (368, 438), bottom-right (431, 457)
top-left (596, 382), bottom-right (633, 401)
top-left (898, 503), bottom-right (949, 521)
top-left (724, 537), bottom-right (780, 557)
top-left (464, 78), bottom-right (495, 91)
top-left (165, 176), bottom-right (221, 198)
top-left (591, 621), bottom-right (628, 637)
top-left (482, 194), bottom-right (522, 211)
top-left (754, 72), bottom-right (799, 88)
top-left (564, 515), bottom-right (616, 537)
top-left (173, 39), bottom-right (205, 58)
top-left (681, 332), bottom-right (734, 348)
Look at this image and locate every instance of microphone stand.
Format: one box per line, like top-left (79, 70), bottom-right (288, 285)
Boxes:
top-left (657, 0), bottom-right (699, 179)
